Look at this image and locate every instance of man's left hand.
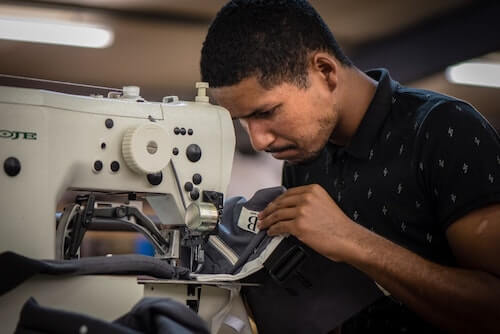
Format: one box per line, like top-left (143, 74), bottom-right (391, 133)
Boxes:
top-left (257, 184), bottom-right (363, 262)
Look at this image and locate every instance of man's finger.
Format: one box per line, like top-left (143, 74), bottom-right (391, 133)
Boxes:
top-left (258, 207), bottom-right (298, 229)
top-left (267, 219), bottom-right (295, 236)
top-left (281, 185), bottom-right (315, 196)
top-left (258, 193), bottom-right (305, 219)
top-left (263, 185), bottom-right (312, 208)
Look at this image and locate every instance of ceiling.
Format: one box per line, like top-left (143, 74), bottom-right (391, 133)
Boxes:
top-left (0, 0), bottom-right (499, 128)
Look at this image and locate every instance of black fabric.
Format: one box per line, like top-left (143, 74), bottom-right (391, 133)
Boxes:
top-left (15, 297), bottom-right (209, 334)
top-left (341, 297), bottom-right (446, 334)
top-left (243, 236), bottom-right (383, 334)
top-left (278, 68), bottom-right (500, 332)
top-left (0, 252), bottom-right (190, 296)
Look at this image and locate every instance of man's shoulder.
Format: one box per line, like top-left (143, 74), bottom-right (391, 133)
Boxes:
top-left (394, 85), bottom-right (492, 138)
top-left (396, 85), bottom-right (466, 113)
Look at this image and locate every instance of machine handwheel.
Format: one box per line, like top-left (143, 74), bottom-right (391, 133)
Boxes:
top-left (55, 204), bottom-right (81, 260)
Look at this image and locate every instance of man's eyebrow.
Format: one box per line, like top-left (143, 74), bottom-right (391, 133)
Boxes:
top-left (232, 104), bottom-right (280, 120)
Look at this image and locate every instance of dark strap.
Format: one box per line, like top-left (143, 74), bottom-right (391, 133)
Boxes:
top-left (262, 237), bottom-right (310, 293)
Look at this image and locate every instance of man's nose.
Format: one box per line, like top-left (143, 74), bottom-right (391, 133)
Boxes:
top-left (246, 120), bottom-right (275, 152)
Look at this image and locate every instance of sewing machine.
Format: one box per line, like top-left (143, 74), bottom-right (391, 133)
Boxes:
top-left (0, 82), bottom-right (253, 333)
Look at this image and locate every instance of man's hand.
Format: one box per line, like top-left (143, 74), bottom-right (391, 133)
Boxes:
top-left (257, 184), bottom-right (363, 262)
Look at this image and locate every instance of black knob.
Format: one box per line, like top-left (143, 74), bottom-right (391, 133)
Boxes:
top-left (188, 129), bottom-right (193, 135)
top-left (110, 161), bottom-right (120, 172)
top-left (93, 160), bottom-right (103, 172)
top-left (115, 206), bottom-right (126, 218)
top-left (180, 128), bottom-right (186, 135)
top-left (147, 171), bottom-right (163, 186)
top-left (186, 144), bottom-right (202, 162)
top-left (174, 127), bottom-right (180, 135)
top-left (4, 157), bottom-right (21, 177)
top-left (172, 147), bottom-right (179, 155)
top-left (190, 188), bottom-right (200, 200)
top-left (105, 118), bottom-right (114, 129)
top-left (192, 173), bottom-right (202, 185)
top-left (184, 182), bottom-right (193, 192)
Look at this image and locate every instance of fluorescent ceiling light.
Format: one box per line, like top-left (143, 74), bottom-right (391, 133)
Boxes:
top-left (0, 16), bottom-right (113, 48)
top-left (446, 62), bottom-right (500, 89)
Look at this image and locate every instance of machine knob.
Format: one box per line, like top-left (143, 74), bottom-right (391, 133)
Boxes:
top-left (185, 202), bottom-right (219, 232)
top-left (122, 123), bottom-right (171, 174)
top-left (186, 144), bottom-right (202, 162)
top-left (147, 171), bottom-right (163, 186)
top-left (4, 157), bottom-right (21, 177)
top-left (195, 82), bottom-right (209, 103)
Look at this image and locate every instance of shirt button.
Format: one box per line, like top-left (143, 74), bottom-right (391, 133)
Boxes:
top-left (339, 179), bottom-right (346, 189)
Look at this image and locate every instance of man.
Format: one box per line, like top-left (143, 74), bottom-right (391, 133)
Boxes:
top-left (200, 1), bottom-right (500, 333)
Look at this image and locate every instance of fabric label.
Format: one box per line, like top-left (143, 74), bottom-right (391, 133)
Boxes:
top-left (237, 207), bottom-right (260, 234)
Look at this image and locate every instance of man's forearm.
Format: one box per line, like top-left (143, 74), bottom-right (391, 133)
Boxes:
top-left (342, 228), bottom-right (500, 333)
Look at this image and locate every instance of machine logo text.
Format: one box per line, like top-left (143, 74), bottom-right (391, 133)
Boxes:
top-left (0, 129), bottom-right (37, 140)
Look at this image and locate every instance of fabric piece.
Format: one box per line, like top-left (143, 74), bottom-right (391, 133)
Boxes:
top-left (15, 297), bottom-right (209, 334)
top-left (194, 186), bottom-right (286, 277)
top-left (341, 297), bottom-right (446, 334)
top-left (0, 252), bottom-right (189, 296)
top-left (243, 236), bottom-right (384, 334)
top-left (193, 236), bottom-right (284, 282)
top-left (115, 297), bottom-right (210, 334)
top-left (279, 68), bottom-right (500, 332)
top-left (15, 297), bottom-right (140, 334)
top-left (196, 188), bottom-right (383, 333)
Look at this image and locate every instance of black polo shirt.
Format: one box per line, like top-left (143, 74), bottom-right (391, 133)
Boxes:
top-left (281, 68), bottom-right (500, 331)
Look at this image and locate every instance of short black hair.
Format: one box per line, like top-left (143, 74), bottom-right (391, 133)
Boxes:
top-left (200, 0), bottom-right (352, 89)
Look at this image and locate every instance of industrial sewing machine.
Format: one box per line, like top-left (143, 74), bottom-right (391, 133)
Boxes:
top-left (0, 80), bottom-right (253, 333)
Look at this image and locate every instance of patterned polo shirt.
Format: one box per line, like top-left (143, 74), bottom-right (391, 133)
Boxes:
top-left (281, 68), bottom-right (500, 331)
top-left (283, 68), bottom-right (500, 265)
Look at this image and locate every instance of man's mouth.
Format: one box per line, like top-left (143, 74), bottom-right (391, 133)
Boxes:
top-left (265, 145), bottom-right (296, 154)
top-left (267, 148), bottom-right (299, 160)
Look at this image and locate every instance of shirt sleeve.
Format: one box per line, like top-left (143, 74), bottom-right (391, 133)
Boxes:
top-left (417, 100), bottom-right (500, 231)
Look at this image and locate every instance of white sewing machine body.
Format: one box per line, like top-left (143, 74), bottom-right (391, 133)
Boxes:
top-left (0, 84), bottom-right (234, 260)
top-left (0, 83), bottom-right (254, 334)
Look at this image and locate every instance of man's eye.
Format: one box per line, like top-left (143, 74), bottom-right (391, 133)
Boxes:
top-left (255, 107), bottom-right (276, 119)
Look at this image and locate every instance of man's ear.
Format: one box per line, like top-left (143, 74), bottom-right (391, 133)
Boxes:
top-left (310, 52), bottom-right (337, 91)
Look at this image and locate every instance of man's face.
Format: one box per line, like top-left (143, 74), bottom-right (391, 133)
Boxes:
top-left (212, 74), bottom-right (338, 164)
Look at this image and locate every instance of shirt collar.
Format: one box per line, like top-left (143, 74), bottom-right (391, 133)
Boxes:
top-left (343, 68), bottom-right (399, 160)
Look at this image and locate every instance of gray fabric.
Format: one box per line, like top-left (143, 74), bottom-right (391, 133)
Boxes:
top-left (197, 186), bottom-right (285, 275)
top-left (42, 254), bottom-right (189, 279)
top-left (15, 297), bottom-right (209, 334)
top-left (0, 252), bottom-right (189, 295)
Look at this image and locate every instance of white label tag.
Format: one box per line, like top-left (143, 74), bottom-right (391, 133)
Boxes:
top-left (237, 207), bottom-right (260, 234)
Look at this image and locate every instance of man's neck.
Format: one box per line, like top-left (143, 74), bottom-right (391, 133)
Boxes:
top-left (329, 67), bottom-right (377, 146)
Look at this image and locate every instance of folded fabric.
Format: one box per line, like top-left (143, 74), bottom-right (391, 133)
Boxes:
top-left (15, 297), bottom-right (209, 334)
top-left (193, 186), bottom-right (286, 281)
top-left (0, 252), bottom-right (190, 296)
top-left (191, 186), bottom-right (385, 333)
